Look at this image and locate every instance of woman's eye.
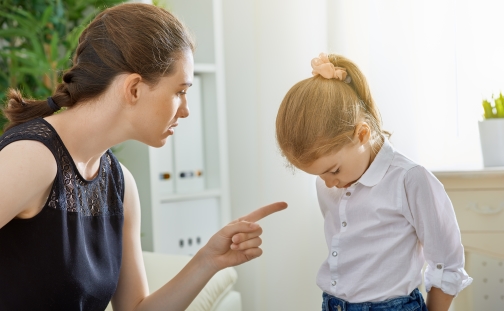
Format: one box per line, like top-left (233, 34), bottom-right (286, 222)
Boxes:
top-left (178, 90), bottom-right (187, 95)
top-left (331, 168), bottom-right (340, 175)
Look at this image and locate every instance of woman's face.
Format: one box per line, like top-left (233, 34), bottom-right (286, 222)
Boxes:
top-left (133, 50), bottom-right (194, 147)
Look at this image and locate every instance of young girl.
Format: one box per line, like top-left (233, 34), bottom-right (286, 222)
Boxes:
top-left (276, 53), bottom-right (471, 311)
top-left (0, 3), bottom-right (286, 310)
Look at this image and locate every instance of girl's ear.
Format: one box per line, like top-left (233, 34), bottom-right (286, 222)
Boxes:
top-left (354, 122), bottom-right (371, 144)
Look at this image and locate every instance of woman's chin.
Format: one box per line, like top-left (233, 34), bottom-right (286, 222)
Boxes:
top-left (144, 135), bottom-right (171, 148)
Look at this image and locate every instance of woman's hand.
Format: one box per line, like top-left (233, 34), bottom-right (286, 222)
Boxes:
top-left (197, 202), bottom-right (287, 272)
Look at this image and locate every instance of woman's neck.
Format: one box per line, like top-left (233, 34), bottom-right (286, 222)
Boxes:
top-left (43, 99), bottom-right (129, 180)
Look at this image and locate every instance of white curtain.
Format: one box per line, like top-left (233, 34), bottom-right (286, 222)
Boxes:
top-left (328, 0), bottom-right (504, 170)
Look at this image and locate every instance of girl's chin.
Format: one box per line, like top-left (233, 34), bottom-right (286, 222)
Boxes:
top-left (336, 181), bottom-right (354, 188)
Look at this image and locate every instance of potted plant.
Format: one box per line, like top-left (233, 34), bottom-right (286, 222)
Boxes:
top-left (479, 93), bottom-right (504, 167)
top-left (0, 0), bottom-right (124, 135)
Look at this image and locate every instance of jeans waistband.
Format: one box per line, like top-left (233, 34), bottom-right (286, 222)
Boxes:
top-left (322, 288), bottom-right (426, 311)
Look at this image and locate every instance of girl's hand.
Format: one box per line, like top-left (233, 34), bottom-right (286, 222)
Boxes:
top-left (197, 202), bottom-right (288, 272)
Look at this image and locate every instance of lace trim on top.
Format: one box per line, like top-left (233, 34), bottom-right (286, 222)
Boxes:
top-left (0, 119), bottom-right (124, 217)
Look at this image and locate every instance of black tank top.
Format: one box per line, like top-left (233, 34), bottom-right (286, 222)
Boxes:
top-left (0, 118), bottom-right (124, 311)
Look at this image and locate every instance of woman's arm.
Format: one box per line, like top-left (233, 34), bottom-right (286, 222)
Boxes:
top-left (112, 164), bottom-right (286, 311)
top-left (110, 164), bottom-right (149, 310)
top-left (0, 140), bottom-right (56, 229)
top-left (426, 287), bottom-right (453, 311)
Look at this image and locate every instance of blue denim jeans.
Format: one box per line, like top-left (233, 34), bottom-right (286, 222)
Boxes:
top-left (322, 288), bottom-right (428, 311)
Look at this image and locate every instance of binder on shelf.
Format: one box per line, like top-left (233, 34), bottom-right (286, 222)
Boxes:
top-left (150, 140), bottom-right (175, 196)
top-left (153, 198), bottom-right (220, 256)
top-left (173, 75), bottom-right (206, 193)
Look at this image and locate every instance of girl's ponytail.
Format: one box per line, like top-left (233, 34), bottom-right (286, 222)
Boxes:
top-left (327, 54), bottom-right (390, 141)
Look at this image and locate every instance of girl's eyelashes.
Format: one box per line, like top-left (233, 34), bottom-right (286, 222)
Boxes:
top-left (330, 168), bottom-right (340, 175)
top-left (178, 89), bottom-right (187, 95)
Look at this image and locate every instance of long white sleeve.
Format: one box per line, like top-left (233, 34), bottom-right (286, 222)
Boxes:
top-left (403, 165), bottom-right (472, 296)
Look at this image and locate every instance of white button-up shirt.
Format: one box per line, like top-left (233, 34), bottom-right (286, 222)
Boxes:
top-left (316, 138), bottom-right (472, 302)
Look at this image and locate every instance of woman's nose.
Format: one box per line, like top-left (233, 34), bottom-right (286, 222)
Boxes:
top-left (178, 100), bottom-right (190, 118)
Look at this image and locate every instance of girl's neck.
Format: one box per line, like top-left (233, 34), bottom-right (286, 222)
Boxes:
top-left (368, 135), bottom-right (385, 165)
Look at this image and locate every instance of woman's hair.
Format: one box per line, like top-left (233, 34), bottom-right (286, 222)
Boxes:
top-left (276, 54), bottom-right (389, 168)
top-left (2, 3), bottom-right (194, 131)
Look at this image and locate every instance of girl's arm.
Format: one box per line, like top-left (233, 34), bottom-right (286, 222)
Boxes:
top-left (112, 164), bottom-right (286, 311)
top-left (0, 140), bottom-right (56, 229)
top-left (403, 165), bottom-right (472, 309)
top-left (426, 287), bottom-right (453, 311)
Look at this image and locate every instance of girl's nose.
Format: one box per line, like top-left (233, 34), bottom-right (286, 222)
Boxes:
top-left (322, 176), bottom-right (338, 188)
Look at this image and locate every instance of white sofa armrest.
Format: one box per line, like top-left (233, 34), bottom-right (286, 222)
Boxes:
top-left (143, 251), bottom-right (239, 311)
top-left (106, 251), bottom-right (241, 311)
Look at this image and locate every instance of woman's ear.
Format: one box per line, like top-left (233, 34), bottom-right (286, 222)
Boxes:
top-left (354, 122), bottom-right (371, 144)
top-left (123, 73), bottom-right (143, 106)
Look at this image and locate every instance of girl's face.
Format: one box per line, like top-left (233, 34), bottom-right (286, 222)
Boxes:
top-left (299, 131), bottom-right (373, 188)
top-left (132, 50), bottom-right (194, 147)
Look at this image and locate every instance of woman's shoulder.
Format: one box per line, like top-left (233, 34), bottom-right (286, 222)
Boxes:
top-left (0, 139), bottom-right (57, 178)
top-left (0, 118), bottom-right (56, 151)
top-left (0, 118), bottom-right (69, 170)
top-left (0, 139), bottom-right (57, 227)
top-left (0, 119), bottom-right (58, 197)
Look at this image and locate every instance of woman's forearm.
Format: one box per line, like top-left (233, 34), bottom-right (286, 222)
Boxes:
top-left (130, 202), bottom-right (287, 311)
top-left (134, 250), bottom-right (218, 311)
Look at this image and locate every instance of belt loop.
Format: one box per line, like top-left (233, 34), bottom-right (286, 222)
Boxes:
top-left (323, 294), bottom-right (330, 311)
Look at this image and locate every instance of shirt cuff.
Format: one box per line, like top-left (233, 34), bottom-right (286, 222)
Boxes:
top-left (424, 262), bottom-right (473, 296)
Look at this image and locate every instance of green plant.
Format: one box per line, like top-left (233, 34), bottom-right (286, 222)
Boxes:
top-left (0, 0), bottom-right (124, 134)
top-left (482, 93), bottom-right (504, 119)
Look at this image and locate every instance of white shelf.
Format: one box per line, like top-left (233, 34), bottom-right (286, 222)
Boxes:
top-left (115, 0), bottom-right (230, 255)
top-left (160, 189), bottom-right (221, 203)
top-left (194, 63), bottom-right (216, 73)
top-left (432, 167), bottom-right (504, 178)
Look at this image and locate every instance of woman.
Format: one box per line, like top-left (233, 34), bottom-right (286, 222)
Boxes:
top-left (0, 3), bottom-right (286, 310)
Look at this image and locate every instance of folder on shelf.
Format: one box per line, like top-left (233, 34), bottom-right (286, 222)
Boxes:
top-left (173, 75), bottom-right (206, 193)
top-left (154, 198), bottom-right (220, 255)
top-left (150, 140), bottom-right (175, 196)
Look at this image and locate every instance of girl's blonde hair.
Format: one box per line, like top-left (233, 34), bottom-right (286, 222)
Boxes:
top-left (276, 54), bottom-right (390, 168)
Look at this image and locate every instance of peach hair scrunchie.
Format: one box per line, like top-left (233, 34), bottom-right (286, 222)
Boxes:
top-left (311, 53), bottom-right (351, 83)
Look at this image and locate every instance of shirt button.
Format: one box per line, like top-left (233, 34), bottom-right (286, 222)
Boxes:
top-left (332, 251), bottom-right (338, 257)
top-left (331, 280), bottom-right (337, 286)
top-left (437, 264), bottom-right (443, 269)
top-left (346, 192), bottom-right (351, 196)
top-left (342, 221), bottom-right (347, 227)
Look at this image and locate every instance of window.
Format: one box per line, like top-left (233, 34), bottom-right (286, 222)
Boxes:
top-left (328, 0), bottom-right (504, 170)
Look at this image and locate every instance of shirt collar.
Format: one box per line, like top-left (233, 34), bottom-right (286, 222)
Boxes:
top-left (356, 138), bottom-right (395, 187)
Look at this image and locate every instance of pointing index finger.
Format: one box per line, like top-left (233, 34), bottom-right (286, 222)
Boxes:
top-left (238, 201), bottom-right (288, 223)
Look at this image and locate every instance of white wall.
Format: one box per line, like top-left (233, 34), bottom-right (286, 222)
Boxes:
top-left (327, 0), bottom-right (504, 171)
top-left (222, 1), bottom-right (504, 310)
top-left (222, 1), bottom-right (328, 310)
